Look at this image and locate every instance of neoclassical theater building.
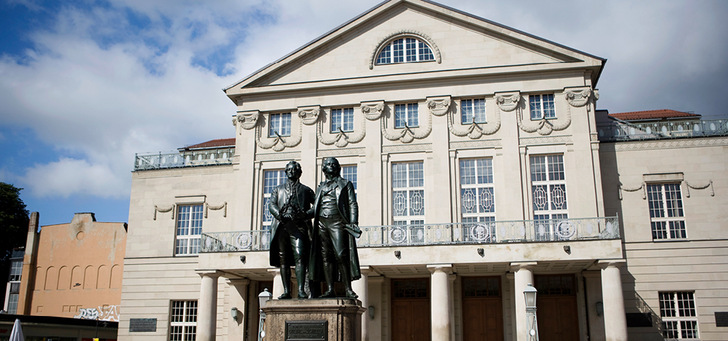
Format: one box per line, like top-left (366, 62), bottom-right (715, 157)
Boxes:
top-left (118, 0), bottom-right (728, 340)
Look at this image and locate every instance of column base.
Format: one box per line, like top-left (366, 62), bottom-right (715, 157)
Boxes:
top-left (263, 298), bottom-right (365, 341)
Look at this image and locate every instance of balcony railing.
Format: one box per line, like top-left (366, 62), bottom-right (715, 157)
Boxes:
top-left (134, 149), bottom-right (234, 171)
top-left (597, 119), bottom-right (728, 142)
top-left (200, 217), bottom-right (619, 253)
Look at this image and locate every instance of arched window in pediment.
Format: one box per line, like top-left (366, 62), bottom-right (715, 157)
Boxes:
top-left (373, 33), bottom-right (439, 67)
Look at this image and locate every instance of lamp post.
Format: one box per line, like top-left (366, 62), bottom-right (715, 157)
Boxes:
top-left (524, 283), bottom-right (539, 341)
top-left (258, 288), bottom-right (272, 341)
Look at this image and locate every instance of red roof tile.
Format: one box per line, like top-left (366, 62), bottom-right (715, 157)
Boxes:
top-left (182, 138), bottom-right (235, 150)
top-left (609, 109), bottom-right (700, 121)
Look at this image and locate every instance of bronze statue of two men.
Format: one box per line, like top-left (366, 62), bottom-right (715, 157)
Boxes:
top-left (268, 157), bottom-right (361, 299)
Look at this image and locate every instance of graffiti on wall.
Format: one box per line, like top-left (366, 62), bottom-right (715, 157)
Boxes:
top-left (74, 305), bottom-right (119, 322)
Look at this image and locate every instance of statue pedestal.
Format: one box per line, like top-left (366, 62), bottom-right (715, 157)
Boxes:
top-left (263, 298), bottom-right (365, 341)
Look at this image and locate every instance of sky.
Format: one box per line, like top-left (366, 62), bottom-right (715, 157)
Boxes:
top-left (0, 0), bottom-right (726, 227)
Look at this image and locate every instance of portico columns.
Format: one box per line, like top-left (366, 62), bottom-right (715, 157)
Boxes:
top-left (599, 260), bottom-right (627, 341)
top-left (352, 266), bottom-right (371, 341)
top-left (511, 262), bottom-right (537, 341)
top-left (428, 264), bottom-right (453, 341)
top-left (268, 268), bottom-right (283, 298)
top-left (197, 271), bottom-right (221, 341)
top-left (227, 278), bottom-right (250, 339)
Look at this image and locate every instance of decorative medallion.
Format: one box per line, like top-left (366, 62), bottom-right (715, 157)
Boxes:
top-left (361, 100), bottom-right (385, 120)
top-left (495, 91), bottom-right (521, 112)
top-left (426, 96), bottom-right (451, 116)
top-left (235, 110), bottom-right (260, 130)
top-left (297, 106), bottom-right (321, 125)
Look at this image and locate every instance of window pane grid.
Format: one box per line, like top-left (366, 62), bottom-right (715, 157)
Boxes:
top-left (394, 103), bottom-right (419, 129)
top-left (660, 292), bottom-right (698, 339)
top-left (530, 155), bottom-right (568, 240)
top-left (175, 204), bottom-right (203, 255)
top-left (262, 170), bottom-right (286, 231)
top-left (529, 94), bottom-right (555, 120)
top-left (342, 165), bottom-right (357, 191)
top-left (460, 158), bottom-right (496, 226)
top-left (376, 37), bottom-right (434, 65)
top-left (269, 113), bottom-right (291, 137)
top-left (392, 162), bottom-right (425, 224)
top-left (331, 108), bottom-right (354, 133)
top-left (460, 99), bottom-right (486, 124)
top-left (170, 300), bottom-right (197, 341)
top-left (648, 183), bottom-right (686, 240)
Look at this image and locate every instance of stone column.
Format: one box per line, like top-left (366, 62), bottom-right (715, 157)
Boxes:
top-left (599, 260), bottom-right (627, 341)
top-left (511, 262), bottom-right (536, 341)
top-left (227, 278), bottom-right (249, 340)
top-left (197, 271), bottom-right (220, 341)
top-left (352, 267), bottom-right (372, 341)
top-left (269, 268), bottom-right (283, 299)
top-left (428, 264), bottom-right (453, 341)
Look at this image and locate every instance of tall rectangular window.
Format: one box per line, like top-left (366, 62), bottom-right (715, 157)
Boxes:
top-left (9, 259), bottom-right (22, 281)
top-left (460, 158), bottom-right (496, 242)
top-left (342, 165), bottom-right (357, 191)
top-left (268, 113), bottom-right (291, 137)
top-left (262, 169), bottom-right (286, 231)
top-left (529, 94), bottom-right (555, 120)
top-left (461, 99), bottom-right (486, 124)
top-left (660, 292), bottom-right (699, 339)
top-left (170, 300), bottom-right (197, 341)
top-left (531, 155), bottom-right (568, 240)
top-left (647, 183), bottom-right (686, 240)
top-left (392, 162), bottom-right (425, 226)
top-left (331, 108), bottom-right (354, 133)
top-left (394, 103), bottom-right (419, 128)
top-left (175, 204), bottom-right (203, 255)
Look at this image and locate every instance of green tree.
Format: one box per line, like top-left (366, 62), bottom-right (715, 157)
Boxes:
top-left (0, 182), bottom-right (30, 308)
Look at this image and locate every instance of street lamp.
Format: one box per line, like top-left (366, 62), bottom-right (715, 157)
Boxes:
top-left (258, 288), bottom-right (272, 341)
top-left (524, 283), bottom-right (539, 341)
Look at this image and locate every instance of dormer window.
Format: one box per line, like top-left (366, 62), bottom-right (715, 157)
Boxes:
top-left (376, 37), bottom-right (435, 65)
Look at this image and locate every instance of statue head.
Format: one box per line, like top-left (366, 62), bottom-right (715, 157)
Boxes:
top-left (322, 157), bottom-right (341, 179)
top-left (285, 160), bottom-right (302, 181)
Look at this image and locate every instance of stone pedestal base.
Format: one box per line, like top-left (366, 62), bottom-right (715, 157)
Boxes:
top-left (263, 298), bottom-right (365, 341)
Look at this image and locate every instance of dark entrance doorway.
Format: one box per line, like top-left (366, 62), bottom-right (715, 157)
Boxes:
top-left (535, 274), bottom-right (579, 341)
top-left (462, 276), bottom-right (504, 341)
top-left (391, 278), bottom-right (430, 341)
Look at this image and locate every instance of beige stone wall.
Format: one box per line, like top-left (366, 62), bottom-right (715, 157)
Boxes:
top-left (600, 137), bottom-right (728, 341)
top-left (28, 213), bottom-right (126, 321)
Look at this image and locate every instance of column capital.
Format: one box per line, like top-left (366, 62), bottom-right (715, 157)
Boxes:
top-left (359, 266), bottom-right (382, 277)
top-left (427, 264), bottom-right (454, 274)
top-left (597, 259), bottom-right (626, 269)
top-left (196, 270), bottom-right (222, 278)
top-left (267, 268), bottom-right (281, 276)
top-left (509, 262), bottom-right (537, 272)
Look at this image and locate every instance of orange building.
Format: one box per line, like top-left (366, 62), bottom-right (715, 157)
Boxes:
top-left (15, 212), bottom-right (126, 322)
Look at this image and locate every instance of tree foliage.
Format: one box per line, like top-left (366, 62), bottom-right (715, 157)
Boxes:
top-left (0, 182), bottom-right (29, 263)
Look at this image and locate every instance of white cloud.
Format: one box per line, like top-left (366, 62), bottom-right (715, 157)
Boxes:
top-left (21, 158), bottom-right (125, 198)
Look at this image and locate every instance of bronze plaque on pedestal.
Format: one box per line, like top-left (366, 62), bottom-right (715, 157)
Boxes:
top-left (285, 320), bottom-right (327, 341)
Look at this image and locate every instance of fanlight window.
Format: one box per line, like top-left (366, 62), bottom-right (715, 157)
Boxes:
top-left (376, 37), bottom-right (435, 65)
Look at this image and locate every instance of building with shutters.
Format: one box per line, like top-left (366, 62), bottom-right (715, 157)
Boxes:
top-left (119, 1), bottom-right (728, 340)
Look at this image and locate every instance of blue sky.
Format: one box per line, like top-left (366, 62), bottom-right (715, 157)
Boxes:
top-left (1, 0), bottom-right (727, 227)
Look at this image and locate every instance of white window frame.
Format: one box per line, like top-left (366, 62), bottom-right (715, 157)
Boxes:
top-left (460, 98), bottom-right (487, 124)
top-left (262, 169), bottom-right (286, 232)
top-left (659, 292), bottom-right (699, 339)
top-left (169, 300), bottom-right (197, 341)
top-left (530, 154), bottom-right (569, 241)
top-left (529, 93), bottom-right (555, 120)
top-left (394, 103), bottom-right (419, 129)
top-left (376, 37), bottom-right (435, 65)
top-left (459, 158), bottom-right (496, 242)
top-left (392, 161), bottom-right (425, 225)
top-left (268, 112), bottom-right (291, 137)
top-left (330, 108), bottom-right (354, 133)
top-left (647, 183), bottom-right (687, 241)
top-left (175, 204), bottom-right (203, 256)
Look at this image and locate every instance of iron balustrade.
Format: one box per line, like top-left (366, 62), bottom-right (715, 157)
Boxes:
top-left (134, 149), bottom-right (234, 171)
top-left (597, 119), bottom-right (728, 142)
top-left (200, 217), bottom-right (619, 252)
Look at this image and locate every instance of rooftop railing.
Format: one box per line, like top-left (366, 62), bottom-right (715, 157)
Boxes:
top-left (134, 148), bottom-right (235, 171)
top-left (597, 119), bottom-right (728, 142)
top-left (200, 216), bottom-right (619, 253)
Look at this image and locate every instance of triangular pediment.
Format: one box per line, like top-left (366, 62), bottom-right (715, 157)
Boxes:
top-left (225, 0), bottom-right (604, 95)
